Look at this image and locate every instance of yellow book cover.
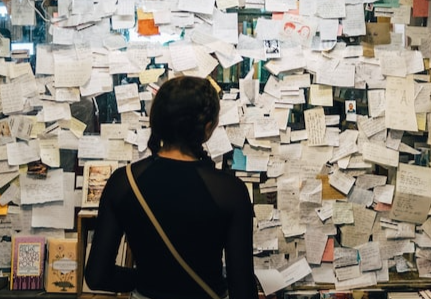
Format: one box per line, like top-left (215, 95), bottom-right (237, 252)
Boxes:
top-left (44, 238), bottom-right (78, 293)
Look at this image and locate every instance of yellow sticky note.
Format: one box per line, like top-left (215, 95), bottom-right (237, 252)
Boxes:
top-left (70, 117), bottom-right (87, 138)
top-left (207, 76), bottom-right (221, 95)
top-left (139, 68), bottom-right (165, 85)
top-left (137, 8), bottom-right (152, 20)
top-left (417, 112), bottom-right (426, 131)
top-left (0, 204), bottom-right (8, 216)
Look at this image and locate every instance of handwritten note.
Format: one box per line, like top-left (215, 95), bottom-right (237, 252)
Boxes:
top-left (304, 107), bottom-right (327, 146)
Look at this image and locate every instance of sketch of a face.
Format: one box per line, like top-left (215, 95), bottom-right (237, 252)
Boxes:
top-left (284, 22), bottom-right (296, 36)
top-left (298, 26), bottom-right (310, 39)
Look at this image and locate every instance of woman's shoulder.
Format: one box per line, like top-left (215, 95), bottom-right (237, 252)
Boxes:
top-left (198, 163), bottom-right (247, 189)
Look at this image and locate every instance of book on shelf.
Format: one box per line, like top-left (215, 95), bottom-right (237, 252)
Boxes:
top-left (10, 235), bottom-right (46, 290)
top-left (44, 238), bottom-right (78, 293)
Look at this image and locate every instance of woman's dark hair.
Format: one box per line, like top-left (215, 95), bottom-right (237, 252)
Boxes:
top-left (148, 76), bottom-right (220, 162)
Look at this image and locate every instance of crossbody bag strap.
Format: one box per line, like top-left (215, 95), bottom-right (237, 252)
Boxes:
top-left (125, 164), bottom-right (220, 299)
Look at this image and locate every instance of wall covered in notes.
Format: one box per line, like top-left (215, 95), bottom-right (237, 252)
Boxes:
top-left (1, 0), bottom-right (431, 296)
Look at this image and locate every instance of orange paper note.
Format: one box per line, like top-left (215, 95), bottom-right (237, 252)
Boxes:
top-left (137, 10), bottom-right (159, 36)
top-left (0, 204), bottom-right (7, 215)
top-left (413, 0), bottom-right (429, 17)
top-left (321, 237), bottom-right (334, 262)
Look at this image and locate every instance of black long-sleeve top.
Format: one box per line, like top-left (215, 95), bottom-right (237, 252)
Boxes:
top-left (85, 155), bottom-right (259, 299)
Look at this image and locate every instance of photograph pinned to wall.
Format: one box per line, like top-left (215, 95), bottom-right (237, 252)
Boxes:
top-left (264, 39), bottom-right (281, 59)
top-left (81, 160), bottom-right (118, 208)
top-left (0, 118), bottom-right (13, 145)
top-left (345, 100), bottom-right (357, 122)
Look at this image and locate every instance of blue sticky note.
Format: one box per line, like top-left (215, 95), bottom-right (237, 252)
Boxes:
top-left (232, 148), bottom-right (247, 171)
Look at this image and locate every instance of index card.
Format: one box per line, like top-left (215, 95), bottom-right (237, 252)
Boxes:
top-left (58, 130), bottom-right (79, 150)
top-left (55, 87), bottom-right (80, 103)
top-left (225, 125), bottom-right (245, 148)
top-left (305, 229), bottom-right (328, 265)
top-left (385, 222), bottom-right (416, 239)
top-left (329, 169), bottom-right (356, 195)
top-left (77, 136), bottom-right (108, 159)
top-left (114, 83), bottom-right (141, 113)
top-left (219, 101), bottom-right (240, 127)
top-left (390, 192), bottom-right (431, 224)
top-left (191, 29), bottom-right (235, 57)
top-left (342, 4), bottom-right (366, 37)
top-left (212, 9), bottom-right (239, 44)
top-left (0, 82), bottom-right (24, 115)
top-left (300, 179), bottom-right (322, 204)
top-left (406, 25), bottom-right (431, 47)
top-left (385, 75), bottom-right (418, 132)
top-left (236, 34), bottom-right (266, 62)
top-left (215, 0), bottom-right (239, 10)
top-left (264, 46), bottom-right (307, 76)
top-left (205, 126), bottom-right (233, 159)
top-left (312, 263), bottom-right (337, 284)
top-left (334, 247), bottom-right (359, 268)
top-left (362, 141), bottom-right (399, 168)
top-left (278, 257), bottom-right (312, 287)
top-left (80, 68), bottom-right (113, 97)
top-left (0, 160), bottom-right (18, 174)
top-left (109, 51), bottom-right (142, 75)
top-left (335, 272), bottom-right (377, 291)
top-left (253, 227), bottom-right (278, 250)
top-left (39, 137), bottom-right (60, 167)
top-left (54, 59), bottom-right (92, 88)
top-left (41, 101), bottom-right (71, 122)
top-left (266, 158), bottom-right (285, 178)
top-left (246, 154), bottom-right (269, 172)
top-left (7, 140), bottom-right (40, 166)
top-left (11, 0), bottom-right (36, 26)
top-left (136, 127), bottom-right (151, 152)
top-left (178, 0), bottom-right (215, 14)
top-left (329, 129), bottom-right (359, 163)
top-left (316, 62), bottom-right (355, 88)
top-left (182, 45), bottom-right (219, 78)
top-left (335, 265), bottom-right (361, 281)
top-left (0, 172), bottom-right (19, 190)
top-left (396, 163), bottom-right (431, 197)
top-left (20, 168), bottom-right (64, 205)
top-left (253, 117), bottom-right (279, 138)
top-left (169, 41), bottom-right (197, 72)
top-left (348, 187), bottom-right (374, 207)
top-left (355, 174), bottom-right (387, 190)
top-left (332, 202), bottom-right (354, 225)
top-left (357, 241), bottom-right (382, 272)
top-left (52, 26), bottom-right (75, 45)
top-left (357, 116), bottom-right (386, 138)
top-left (254, 269), bottom-right (287, 296)
top-left (304, 106), bottom-right (327, 146)
top-left (316, 0), bottom-right (346, 18)
top-left (139, 69), bottom-right (165, 85)
top-left (309, 84), bottom-right (333, 106)
top-left (254, 204), bottom-right (274, 221)
top-left (319, 18), bottom-right (339, 40)
top-left (374, 184), bottom-right (395, 205)
top-left (106, 140), bottom-right (133, 161)
top-left (100, 123), bottom-right (129, 140)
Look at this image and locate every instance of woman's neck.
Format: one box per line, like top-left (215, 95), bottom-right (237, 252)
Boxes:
top-left (157, 148), bottom-right (197, 161)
